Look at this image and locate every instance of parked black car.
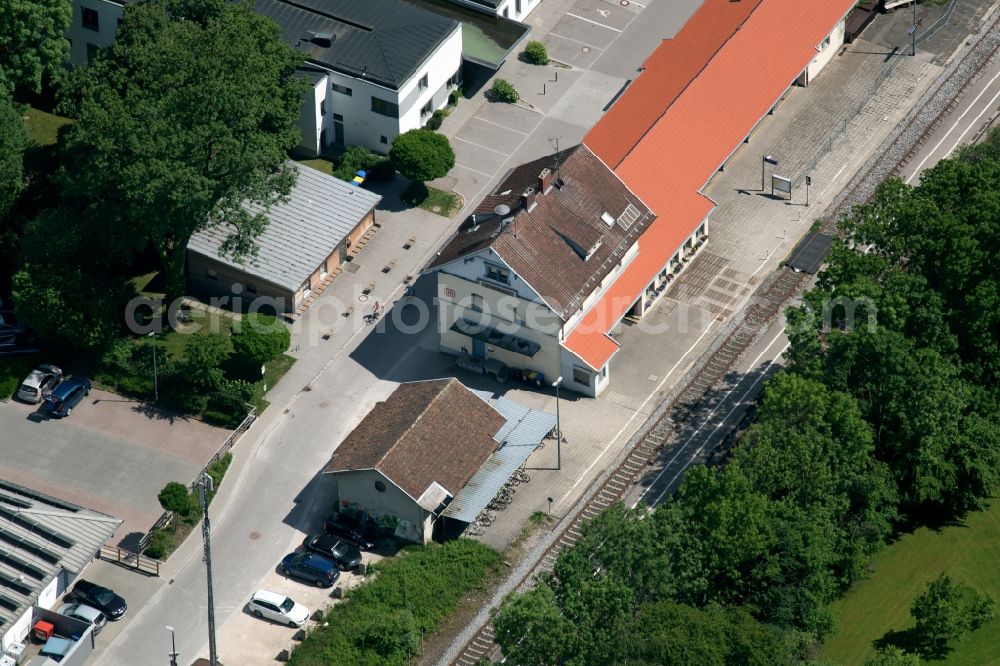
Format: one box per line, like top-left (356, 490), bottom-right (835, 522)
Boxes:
top-left (324, 513), bottom-right (380, 550)
top-left (42, 376), bottom-right (91, 417)
top-left (280, 552), bottom-right (340, 588)
top-left (68, 579), bottom-right (127, 621)
top-left (302, 534), bottom-right (363, 571)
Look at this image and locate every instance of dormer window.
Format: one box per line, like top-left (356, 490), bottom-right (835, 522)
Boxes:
top-left (485, 263), bottom-right (510, 285)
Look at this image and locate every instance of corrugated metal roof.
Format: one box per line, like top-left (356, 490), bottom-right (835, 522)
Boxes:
top-left (443, 393), bottom-right (556, 523)
top-left (187, 162), bottom-right (381, 292)
top-left (0, 483), bottom-right (121, 637)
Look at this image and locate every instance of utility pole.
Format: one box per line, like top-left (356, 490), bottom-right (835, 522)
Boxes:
top-left (198, 474), bottom-right (218, 666)
top-left (552, 377), bottom-right (563, 470)
top-left (166, 626), bottom-right (178, 666)
top-left (805, 175), bottom-right (811, 207)
top-left (910, 1), bottom-right (917, 56)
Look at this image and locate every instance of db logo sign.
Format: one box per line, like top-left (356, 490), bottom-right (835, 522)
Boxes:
top-left (444, 287), bottom-right (456, 298)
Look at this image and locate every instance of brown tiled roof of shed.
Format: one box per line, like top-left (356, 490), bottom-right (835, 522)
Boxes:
top-left (324, 379), bottom-right (505, 499)
top-left (427, 144), bottom-right (655, 320)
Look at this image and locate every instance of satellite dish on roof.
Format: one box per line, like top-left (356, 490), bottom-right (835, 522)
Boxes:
top-left (494, 204), bottom-right (511, 216)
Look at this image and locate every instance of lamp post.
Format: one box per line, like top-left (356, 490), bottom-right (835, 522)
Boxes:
top-left (552, 376), bottom-right (563, 470)
top-left (910, 1), bottom-right (917, 56)
top-left (148, 331), bottom-right (158, 402)
top-left (166, 625), bottom-right (178, 666)
top-left (805, 175), bottom-right (811, 207)
top-left (762, 155), bottom-right (778, 190)
top-left (198, 474), bottom-right (218, 666)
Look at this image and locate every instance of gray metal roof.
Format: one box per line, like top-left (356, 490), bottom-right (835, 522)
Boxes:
top-left (0, 482), bottom-right (121, 636)
top-left (785, 232), bottom-right (834, 274)
top-left (441, 392), bottom-right (556, 523)
top-left (254, 0), bottom-right (459, 90)
top-left (187, 162), bottom-right (381, 292)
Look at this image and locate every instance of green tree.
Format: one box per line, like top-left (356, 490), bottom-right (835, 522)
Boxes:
top-left (0, 0), bottom-right (72, 93)
top-left (389, 129), bottom-right (455, 182)
top-left (232, 313), bottom-right (290, 366)
top-left (523, 40), bottom-right (549, 65)
top-left (911, 574), bottom-right (967, 643)
top-left (864, 646), bottom-right (923, 665)
top-left (157, 481), bottom-right (193, 516)
top-left (493, 584), bottom-right (575, 665)
top-left (490, 78), bottom-right (518, 103)
top-left (180, 334), bottom-right (229, 390)
top-left (0, 90), bottom-right (27, 219)
top-left (56, 0), bottom-right (304, 304)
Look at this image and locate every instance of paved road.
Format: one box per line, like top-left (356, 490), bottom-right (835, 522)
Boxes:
top-left (900, 45), bottom-right (1000, 184)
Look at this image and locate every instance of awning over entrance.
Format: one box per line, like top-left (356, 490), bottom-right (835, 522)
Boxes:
top-left (441, 392), bottom-right (556, 523)
top-left (450, 320), bottom-right (541, 357)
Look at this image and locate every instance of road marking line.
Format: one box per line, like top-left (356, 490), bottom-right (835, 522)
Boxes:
top-left (470, 115), bottom-right (530, 134)
top-left (565, 12), bottom-right (623, 32)
top-left (453, 135), bottom-right (508, 156)
top-left (557, 313), bottom-right (718, 506)
top-left (905, 68), bottom-right (1000, 184)
top-left (633, 329), bottom-right (788, 508)
top-left (548, 32), bottom-right (604, 49)
top-left (452, 162), bottom-right (496, 178)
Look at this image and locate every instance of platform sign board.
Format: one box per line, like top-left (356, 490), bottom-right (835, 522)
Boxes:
top-left (771, 174), bottom-right (792, 199)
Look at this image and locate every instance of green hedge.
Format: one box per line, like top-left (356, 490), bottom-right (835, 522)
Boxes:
top-left (289, 539), bottom-right (501, 665)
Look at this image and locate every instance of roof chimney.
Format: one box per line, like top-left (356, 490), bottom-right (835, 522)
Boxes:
top-left (538, 168), bottom-right (553, 194)
top-left (521, 186), bottom-right (537, 212)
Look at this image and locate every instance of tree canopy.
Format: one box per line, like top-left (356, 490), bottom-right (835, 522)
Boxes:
top-left (0, 90), bottom-right (27, 219)
top-left (55, 0), bottom-right (304, 303)
top-left (389, 129), bottom-right (455, 182)
top-left (0, 0), bottom-right (72, 93)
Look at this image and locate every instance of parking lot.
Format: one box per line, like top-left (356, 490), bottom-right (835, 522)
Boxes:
top-left (0, 388), bottom-right (231, 544)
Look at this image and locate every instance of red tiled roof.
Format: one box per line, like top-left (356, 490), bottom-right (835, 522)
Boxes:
top-left (584, 0), bottom-right (764, 170)
top-left (567, 0), bottom-right (855, 369)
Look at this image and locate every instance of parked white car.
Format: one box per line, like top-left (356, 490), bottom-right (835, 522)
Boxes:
top-left (57, 602), bottom-right (107, 635)
top-left (18, 364), bottom-right (62, 403)
top-left (247, 590), bottom-right (310, 628)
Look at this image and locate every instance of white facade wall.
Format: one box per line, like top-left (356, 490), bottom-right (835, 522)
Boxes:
top-left (450, 0), bottom-right (542, 22)
top-left (560, 347), bottom-right (609, 397)
top-left (67, 0), bottom-right (123, 66)
top-left (335, 470), bottom-right (432, 543)
top-left (806, 20), bottom-right (846, 84)
top-left (302, 24), bottom-right (463, 155)
top-left (439, 250), bottom-right (543, 303)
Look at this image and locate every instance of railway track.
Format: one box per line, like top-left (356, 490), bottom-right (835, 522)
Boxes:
top-left (448, 10), bottom-right (1000, 666)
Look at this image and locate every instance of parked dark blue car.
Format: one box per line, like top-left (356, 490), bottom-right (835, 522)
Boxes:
top-left (280, 552), bottom-right (340, 588)
top-left (42, 376), bottom-right (91, 417)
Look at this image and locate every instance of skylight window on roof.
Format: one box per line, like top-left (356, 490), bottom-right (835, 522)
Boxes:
top-left (617, 204), bottom-right (640, 229)
top-left (601, 212), bottom-right (615, 226)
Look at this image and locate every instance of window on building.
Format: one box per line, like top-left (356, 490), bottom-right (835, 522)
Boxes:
top-left (86, 43), bottom-right (99, 65)
top-left (333, 113), bottom-right (344, 122)
top-left (82, 7), bottom-right (99, 31)
top-left (470, 293), bottom-right (484, 312)
top-left (420, 101), bottom-right (432, 117)
top-left (484, 263), bottom-right (510, 285)
top-left (320, 98), bottom-right (326, 115)
top-left (573, 366), bottom-right (591, 386)
top-left (516, 0), bottom-right (522, 14)
top-left (380, 135), bottom-right (388, 145)
top-left (600, 366), bottom-right (608, 379)
top-left (332, 83), bottom-right (352, 96)
top-left (821, 35), bottom-right (831, 49)
top-left (448, 69), bottom-right (461, 87)
top-left (418, 73), bottom-right (429, 90)
top-left (370, 96), bottom-right (399, 118)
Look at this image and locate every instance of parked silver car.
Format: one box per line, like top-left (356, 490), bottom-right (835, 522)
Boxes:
top-left (17, 364), bottom-right (62, 403)
top-left (247, 590), bottom-right (310, 628)
top-left (57, 602), bottom-right (107, 635)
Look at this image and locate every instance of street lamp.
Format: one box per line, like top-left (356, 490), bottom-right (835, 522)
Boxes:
top-left (148, 331), bottom-right (158, 402)
top-left (166, 625), bottom-right (178, 666)
top-left (762, 155), bottom-right (779, 190)
top-left (552, 376), bottom-right (563, 470)
top-left (198, 474), bottom-right (219, 666)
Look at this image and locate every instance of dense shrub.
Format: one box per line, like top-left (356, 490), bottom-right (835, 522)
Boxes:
top-left (388, 129), bottom-right (455, 182)
top-left (523, 40), bottom-right (549, 65)
top-left (205, 379), bottom-right (254, 427)
top-left (288, 539), bottom-right (500, 665)
top-left (334, 145), bottom-right (387, 181)
top-left (425, 108), bottom-right (448, 131)
top-left (158, 481), bottom-right (196, 517)
top-left (367, 158), bottom-right (395, 182)
top-left (448, 88), bottom-right (462, 106)
top-left (180, 334), bottom-right (229, 390)
top-left (232, 313), bottom-right (290, 366)
top-left (490, 78), bottom-right (518, 103)
top-left (143, 528), bottom-right (173, 559)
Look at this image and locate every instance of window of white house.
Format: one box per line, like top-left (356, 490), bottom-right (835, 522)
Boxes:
top-left (418, 73), bottom-right (429, 90)
top-left (448, 69), bottom-right (461, 87)
top-left (470, 294), bottom-right (484, 312)
top-left (82, 7), bottom-right (99, 31)
top-left (332, 83), bottom-right (352, 96)
top-left (371, 96), bottom-right (399, 118)
top-left (421, 101), bottom-right (433, 116)
top-left (320, 98), bottom-right (326, 115)
top-left (333, 113), bottom-right (344, 122)
top-left (821, 35), bottom-right (831, 49)
top-left (484, 264), bottom-right (510, 285)
top-left (600, 366), bottom-right (608, 379)
top-left (573, 366), bottom-right (591, 386)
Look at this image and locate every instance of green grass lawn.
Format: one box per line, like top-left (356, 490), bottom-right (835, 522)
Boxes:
top-left (401, 181), bottom-right (462, 217)
top-left (822, 500), bottom-right (1000, 664)
top-left (23, 106), bottom-right (71, 146)
top-left (296, 157), bottom-right (335, 177)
